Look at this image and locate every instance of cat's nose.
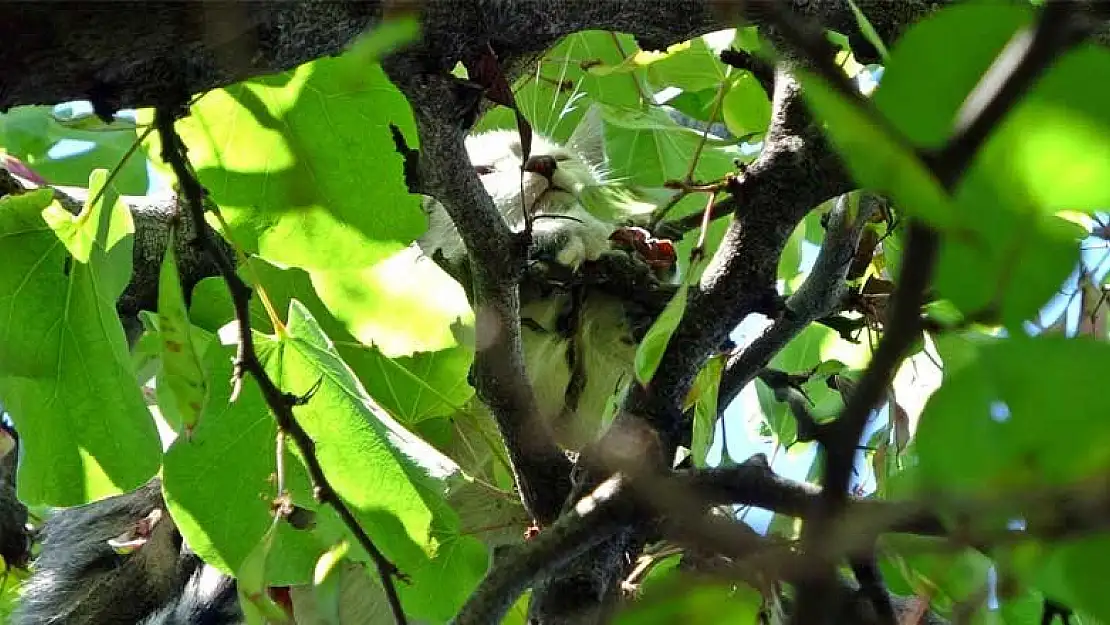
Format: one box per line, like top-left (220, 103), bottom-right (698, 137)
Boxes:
top-left (522, 154), bottom-right (557, 180)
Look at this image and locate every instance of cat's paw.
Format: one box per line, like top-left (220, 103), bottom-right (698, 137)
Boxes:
top-left (530, 210), bottom-right (612, 271)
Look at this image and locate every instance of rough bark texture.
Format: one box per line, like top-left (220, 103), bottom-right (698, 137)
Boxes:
top-left (0, 1), bottom-right (940, 112)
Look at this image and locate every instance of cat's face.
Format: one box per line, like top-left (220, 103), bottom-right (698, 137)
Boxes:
top-left (464, 131), bottom-right (601, 218)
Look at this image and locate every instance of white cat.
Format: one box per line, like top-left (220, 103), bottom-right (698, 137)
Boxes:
top-left (418, 109), bottom-right (663, 450)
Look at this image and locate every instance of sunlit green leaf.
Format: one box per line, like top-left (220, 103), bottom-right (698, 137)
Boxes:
top-left (142, 54), bottom-right (431, 353)
top-left (188, 257), bottom-right (474, 424)
top-left (0, 173), bottom-right (160, 506)
top-left (602, 105), bottom-right (743, 187)
top-left (641, 38), bottom-right (730, 94)
top-left (721, 73), bottom-right (771, 138)
top-left (165, 301), bottom-right (487, 620)
top-left (476, 31), bottom-right (644, 139)
top-left (163, 335), bottom-right (322, 584)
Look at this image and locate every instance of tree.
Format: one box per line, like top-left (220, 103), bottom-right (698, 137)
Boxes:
top-left (0, 1), bottom-right (1109, 623)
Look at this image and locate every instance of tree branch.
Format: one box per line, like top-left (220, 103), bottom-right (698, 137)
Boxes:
top-left (153, 107), bottom-right (409, 625)
top-left (382, 63), bottom-right (574, 525)
top-left (718, 192), bottom-right (882, 410)
top-left (782, 3), bottom-right (1094, 623)
top-left (531, 59), bottom-right (856, 625)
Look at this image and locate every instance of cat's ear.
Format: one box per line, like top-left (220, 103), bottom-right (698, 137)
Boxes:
top-left (567, 104), bottom-right (606, 168)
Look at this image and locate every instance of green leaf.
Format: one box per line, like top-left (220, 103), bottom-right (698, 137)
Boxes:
top-left (721, 73), bottom-right (771, 138)
top-left (731, 27), bottom-right (763, 55)
top-left (0, 106), bottom-right (150, 194)
top-left (873, 4), bottom-right (1033, 149)
top-left (237, 522), bottom-right (289, 622)
top-left (601, 105), bottom-right (744, 187)
top-left (641, 37), bottom-right (730, 94)
top-left (973, 44), bottom-right (1110, 215)
top-left (1019, 536), bottom-right (1110, 623)
top-left (687, 354), bottom-right (724, 467)
top-left (574, 31), bottom-right (646, 109)
top-left (156, 227), bottom-right (210, 436)
top-left (634, 284), bottom-right (690, 385)
top-left (275, 301), bottom-right (484, 619)
top-left (145, 55), bottom-right (425, 287)
top-left (916, 335), bottom-right (1110, 495)
top-left (345, 16), bottom-right (421, 62)
top-left (475, 31), bottom-right (645, 140)
top-left (933, 200), bottom-right (1081, 328)
top-left (613, 580), bottom-right (762, 624)
top-left (666, 88), bottom-right (720, 125)
top-left (0, 566), bottom-right (29, 621)
top-left (797, 68), bottom-right (953, 228)
top-left (188, 257), bottom-right (474, 424)
top-left (845, 0), bottom-right (890, 61)
top-left (165, 315), bottom-right (487, 621)
top-left (156, 51), bottom-right (472, 353)
top-left (306, 543), bottom-right (348, 624)
top-left (867, 2), bottom-right (1105, 326)
top-left (311, 247), bottom-right (474, 357)
top-left (0, 173), bottom-right (160, 506)
top-left (881, 535), bottom-right (992, 612)
top-left (778, 216), bottom-right (807, 289)
top-left (163, 337), bottom-right (323, 585)
top-left (754, 325), bottom-right (868, 443)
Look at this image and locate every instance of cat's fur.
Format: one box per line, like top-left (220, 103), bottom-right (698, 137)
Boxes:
top-left (419, 109), bottom-right (660, 450)
top-left (11, 478), bottom-right (244, 625)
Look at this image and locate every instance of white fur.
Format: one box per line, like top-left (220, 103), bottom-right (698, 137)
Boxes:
top-left (418, 112), bottom-right (656, 450)
top-left (420, 128), bottom-right (617, 270)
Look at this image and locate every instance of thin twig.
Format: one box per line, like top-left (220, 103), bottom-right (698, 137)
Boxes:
top-left (153, 106), bottom-right (410, 625)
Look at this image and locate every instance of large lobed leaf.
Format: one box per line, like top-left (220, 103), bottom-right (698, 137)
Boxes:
top-left (0, 173), bottom-right (160, 506)
top-left (164, 301), bottom-right (486, 621)
top-left (144, 55), bottom-right (448, 357)
top-left (188, 257), bottom-right (474, 425)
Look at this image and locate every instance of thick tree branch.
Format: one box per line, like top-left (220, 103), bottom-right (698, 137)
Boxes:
top-left (452, 475), bottom-right (633, 625)
top-left (0, 1), bottom-right (943, 113)
top-left (622, 66), bottom-right (852, 448)
top-left (718, 192), bottom-right (882, 410)
top-left (530, 62), bottom-right (855, 625)
top-left (0, 4), bottom-right (1014, 624)
top-left (382, 62), bottom-right (573, 525)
